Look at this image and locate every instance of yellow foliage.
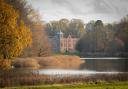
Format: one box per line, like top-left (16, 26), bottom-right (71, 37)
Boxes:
top-left (0, 59), bottom-right (11, 70)
top-left (0, 0), bottom-right (32, 63)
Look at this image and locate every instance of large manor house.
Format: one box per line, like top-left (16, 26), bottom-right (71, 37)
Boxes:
top-left (48, 31), bottom-right (79, 53)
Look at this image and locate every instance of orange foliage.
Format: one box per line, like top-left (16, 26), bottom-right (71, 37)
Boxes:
top-left (14, 55), bottom-right (83, 69)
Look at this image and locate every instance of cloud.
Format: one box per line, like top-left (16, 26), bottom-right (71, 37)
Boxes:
top-left (28, 0), bottom-right (128, 23)
top-left (92, 0), bottom-right (128, 15)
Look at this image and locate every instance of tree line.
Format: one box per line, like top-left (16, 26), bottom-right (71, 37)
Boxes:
top-left (5, 0), bottom-right (51, 57)
top-left (45, 19), bottom-right (85, 37)
top-left (45, 16), bottom-right (128, 57)
top-left (76, 16), bottom-right (128, 57)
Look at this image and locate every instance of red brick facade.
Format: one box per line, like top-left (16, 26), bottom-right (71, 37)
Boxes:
top-left (48, 31), bottom-right (79, 53)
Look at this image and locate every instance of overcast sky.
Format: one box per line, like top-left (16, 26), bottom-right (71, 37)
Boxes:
top-left (28, 0), bottom-right (128, 23)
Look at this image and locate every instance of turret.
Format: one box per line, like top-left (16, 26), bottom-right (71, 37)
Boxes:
top-left (56, 30), bottom-right (63, 38)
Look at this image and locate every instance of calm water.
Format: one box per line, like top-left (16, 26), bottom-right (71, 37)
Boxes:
top-left (39, 69), bottom-right (126, 76)
top-left (38, 58), bottom-right (128, 76)
top-left (81, 58), bottom-right (128, 71)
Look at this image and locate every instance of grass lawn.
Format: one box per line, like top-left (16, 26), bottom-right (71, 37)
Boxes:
top-left (1, 82), bottom-right (128, 89)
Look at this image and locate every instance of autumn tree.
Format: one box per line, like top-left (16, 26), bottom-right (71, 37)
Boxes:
top-left (115, 15), bottom-right (128, 52)
top-left (68, 19), bottom-right (85, 37)
top-left (5, 0), bottom-right (51, 57)
top-left (76, 20), bottom-right (108, 56)
top-left (45, 19), bottom-right (85, 37)
top-left (94, 20), bottom-right (107, 51)
top-left (5, 0), bottom-right (39, 26)
top-left (22, 24), bottom-right (51, 57)
top-left (0, 0), bottom-right (32, 70)
top-left (45, 21), bottom-right (60, 36)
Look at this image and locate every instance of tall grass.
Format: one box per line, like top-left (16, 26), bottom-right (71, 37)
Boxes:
top-left (0, 69), bottom-right (128, 88)
top-left (36, 55), bottom-right (83, 69)
top-left (13, 55), bottom-right (83, 69)
top-left (13, 58), bottom-right (40, 69)
top-left (0, 69), bottom-right (47, 87)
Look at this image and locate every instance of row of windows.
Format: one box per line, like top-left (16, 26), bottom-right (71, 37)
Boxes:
top-left (61, 40), bottom-right (77, 44)
top-left (61, 42), bottom-right (76, 48)
top-left (61, 39), bottom-right (78, 43)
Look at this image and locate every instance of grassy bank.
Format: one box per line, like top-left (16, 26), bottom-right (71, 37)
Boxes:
top-left (1, 82), bottom-right (128, 89)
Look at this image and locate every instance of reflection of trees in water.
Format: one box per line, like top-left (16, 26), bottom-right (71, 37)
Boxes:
top-left (80, 59), bottom-right (128, 72)
top-left (125, 59), bottom-right (128, 72)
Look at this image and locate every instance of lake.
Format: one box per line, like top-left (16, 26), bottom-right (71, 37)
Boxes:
top-left (38, 57), bottom-right (128, 76)
top-left (38, 69), bottom-right (127, 76)
top-left (80, 58), bottom-right (128, 71)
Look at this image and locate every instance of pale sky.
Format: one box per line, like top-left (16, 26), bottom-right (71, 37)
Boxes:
top-left (28, 0), bottom-right (128, 23)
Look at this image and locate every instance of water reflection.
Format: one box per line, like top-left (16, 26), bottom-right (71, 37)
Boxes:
top-left (38, 58), bottom-right (128, 76)
top-left (39, 69), bottom-right (126, 76)
top-left (80, 58), bottom-right (128, 72)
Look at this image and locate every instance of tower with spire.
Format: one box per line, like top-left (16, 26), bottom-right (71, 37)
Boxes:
top-left (56, 30), bottom-right (63, 38)
top-left (56, 30), bottom-right (64, 52)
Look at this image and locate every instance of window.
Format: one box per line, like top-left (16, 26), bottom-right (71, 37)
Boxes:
top-left (68, 39), bottom-right (71, 43)
top-left (69, 43), bottom-right (71, 48)
top-left (61, 42), bottom-right (63, 47)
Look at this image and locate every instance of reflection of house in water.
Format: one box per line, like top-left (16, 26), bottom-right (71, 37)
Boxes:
top-left (48, 31), bottom-right (79, 53)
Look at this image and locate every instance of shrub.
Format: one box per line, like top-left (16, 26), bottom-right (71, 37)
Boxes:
top-left (13, 55), bottom-right (83, 69)
top-left (36, 55), bottom-right (83, 69)
top-left (13, 58), bottom-right (39, 69)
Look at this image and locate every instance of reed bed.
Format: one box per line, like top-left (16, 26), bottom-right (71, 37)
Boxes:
top-left (0, 69), bottom-right (128, 88)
